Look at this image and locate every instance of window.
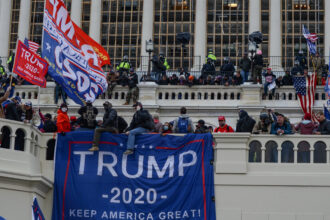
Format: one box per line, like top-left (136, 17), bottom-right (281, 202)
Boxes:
top-left (153, 0), bottom-right (196, 70)
top-left (207, 0), bottom-right (249, 67)
top-left (8, 0), bottom-right (21, 55)
top-left (281, 0), bottom-right (324, 69)
top-left (101, 0), bottom-right (143, 69)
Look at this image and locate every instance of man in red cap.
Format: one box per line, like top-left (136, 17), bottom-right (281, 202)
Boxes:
top-left (214, 116), bottom-right (234, 133)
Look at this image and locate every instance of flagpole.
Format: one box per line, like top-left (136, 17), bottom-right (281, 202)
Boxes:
top-left (37, 86), bottom-right (41, 112)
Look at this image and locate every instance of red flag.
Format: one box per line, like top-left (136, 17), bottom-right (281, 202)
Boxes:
top-left (13, 40), bottom-right (48, 87)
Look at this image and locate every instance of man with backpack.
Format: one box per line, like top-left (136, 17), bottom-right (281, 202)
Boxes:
top-left (78, 98), bottom-right (98, 129)
top-left (90, 101), bottom-right (118, 151)
top-left (124, 102), bottom-right (154, 155)
top-left (214, 116), bottom-right (234, 133)
top-left (173, 107), bottom-right (194, 133)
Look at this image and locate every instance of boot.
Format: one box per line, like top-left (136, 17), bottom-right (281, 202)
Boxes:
top-left (124, 149), bottom-right (134, 155)
top-left (89, 145), bottom-right (99, 151)
top-left (123, 101), bottom-right (129, 105)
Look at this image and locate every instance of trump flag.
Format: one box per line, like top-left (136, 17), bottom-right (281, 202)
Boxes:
top-left (13, 40), bottom-right (48, 88)
top-left (42, 0), bottom-right (110, 105)
top-left (52, 132), bottom-right (216, 220)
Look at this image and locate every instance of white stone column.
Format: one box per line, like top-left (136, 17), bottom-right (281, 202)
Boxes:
top-left (248, 0), bottom-right (260, 33)
top-left (140, 0), bottom-right (154, 71)
top-left (71, 0), bottom-right (82, 27)
top-left (269, 0), bottom-right (282, 68)
top-left (193, 0), bottom-right (206, 70)
top-left (10, 134), bottom-right (16, 150)
top-left (0, 0), bottom-right (13, 57)
top-left (17, 0), bottom-right (31, 42)
top-left (324, 0), bottom-right (330, 64)
top-left (89, 0), bottom-right (101, 43)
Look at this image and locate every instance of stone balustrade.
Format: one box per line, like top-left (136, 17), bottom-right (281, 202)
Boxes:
top-left (11, 83), bottom-right (327, 109)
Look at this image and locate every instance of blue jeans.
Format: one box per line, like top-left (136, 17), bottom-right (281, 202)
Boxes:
top-left (264, 82), bottom-right (275, 96)
top-left (127, 127), bottom-right (149, 150)
top-left (240, 70), bottom-right (249, 82)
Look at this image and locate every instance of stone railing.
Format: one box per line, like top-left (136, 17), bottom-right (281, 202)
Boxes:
top-left (11, 83), bottom-right (328, 108)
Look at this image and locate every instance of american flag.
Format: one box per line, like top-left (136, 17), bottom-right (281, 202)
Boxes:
top-left (32, 197), bottom-right (45, 220)
top-left (302, 25), bottom-right (317, 54)
top-left (24, 38), bottom-right (40, 53)
top-left (293, 73), bottom-right (317, 119)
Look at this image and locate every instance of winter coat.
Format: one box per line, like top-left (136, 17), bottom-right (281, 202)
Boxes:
top-left (239, 57), bottom-right (251, 72)
top-left (236, 110), bottom-right (256, 133)
top-left (316, 119), bottom-right (330, 134)
top-left (295, 120), bottom-right (317, 134)
top-left (78, 105), bottom-right (98, 129)
top-left (5, 102), bottom-right (21, 121)
top-left (127, 109), bottom-right (154, 131)
top-left (56, 109), bottom-right (71, 133)
top-left (102, 107), bottom-right (117, 128)
top-left (270, 122), bottom-right (292, 135)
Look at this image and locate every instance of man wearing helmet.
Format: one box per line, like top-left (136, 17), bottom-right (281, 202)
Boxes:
top-left (116, 55), bottom-right (131, 74)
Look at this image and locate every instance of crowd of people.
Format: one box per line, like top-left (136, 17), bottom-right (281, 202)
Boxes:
top-left (2, 83), bottom-right (329, 157)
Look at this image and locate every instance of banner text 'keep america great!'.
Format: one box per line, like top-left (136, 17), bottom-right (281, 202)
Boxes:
top-left (42, 0), bottom-right (110, 105)
top-left (52, 132), bottom-right (216, 220)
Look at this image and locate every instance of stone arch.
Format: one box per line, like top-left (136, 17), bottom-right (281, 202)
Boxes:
top-left (0, 126), bottom-right (11, 149)
top-left (265, 141), bottom-right (278, 163)
top-left (14, 128), bottom-right (26, 151)
top-left (46, 139), bottom-right (56, 160)
top-left (249, 141), bottom-right (262, 162)
top-left (297, 141), bottom-right (310, 163)
top-left (314, 141), bottom-right (326, 163)
top-left (281, 141), bottom-right (294, 163)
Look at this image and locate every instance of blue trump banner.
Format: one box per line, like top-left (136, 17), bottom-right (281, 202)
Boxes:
top-left (52, 132), bottom-right (215, 220)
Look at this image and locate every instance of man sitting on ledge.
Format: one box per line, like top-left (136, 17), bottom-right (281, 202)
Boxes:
top-left (124, 102), bottom-right (154, 155)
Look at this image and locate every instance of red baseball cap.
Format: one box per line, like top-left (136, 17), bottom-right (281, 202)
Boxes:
top-left (218, 116), bottom-right (225, 121)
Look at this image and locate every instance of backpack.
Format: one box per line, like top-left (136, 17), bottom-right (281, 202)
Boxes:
top-left (83, 106), bottom-right (96, 127)
top-left (117, 116), bottom-right (128, 133)
top-left (177, 117), bottom-right (189, 133)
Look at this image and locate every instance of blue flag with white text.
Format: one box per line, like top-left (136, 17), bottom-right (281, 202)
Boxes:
top-left (52, 132), bottom-right (216, 220)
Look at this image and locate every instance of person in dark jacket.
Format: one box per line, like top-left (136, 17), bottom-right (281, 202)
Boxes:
top-left (270, 113), bottom-right (292, 162)
top-left (169, 74), bottom-right (179, 85)
top-left (78, 98), bottom-right (98, 129)
top-left (236, 110), bottom-right (256, 133)
top-left (291, 60), bottom-right (303, 76)
top-left (123, 68), bottom-right (139, 105)
top-left (295, 50), bottom-right (307, 70)
top-left (195, 120), bottom-right (209, 134)
top-left (124, 102), bottom-right (154, 155)
top-left (282, 70), bottom-right (293, 85)
top-left (315, 112), bottom-right (330, 135)
top-left (201, 58), bottom-right (216, 80)
top-left (90, 101), bottom-right (118, 151)
top-left (252, 50), bottom-right (263, 84)
top-left (151, 53), bottom-right (169, 81)
top-left (232, 71), bottom-right (243, 85)
top-left (220, 57), bottom-right (235, 78)
top-left (158, 75), bottom-right (169, 85)
top-left (5, 96), bottom-right (22, 121)
top-left (39, 110), bottom-right (57, 133)
top-left (239, 53), bottom-right (251, 82)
